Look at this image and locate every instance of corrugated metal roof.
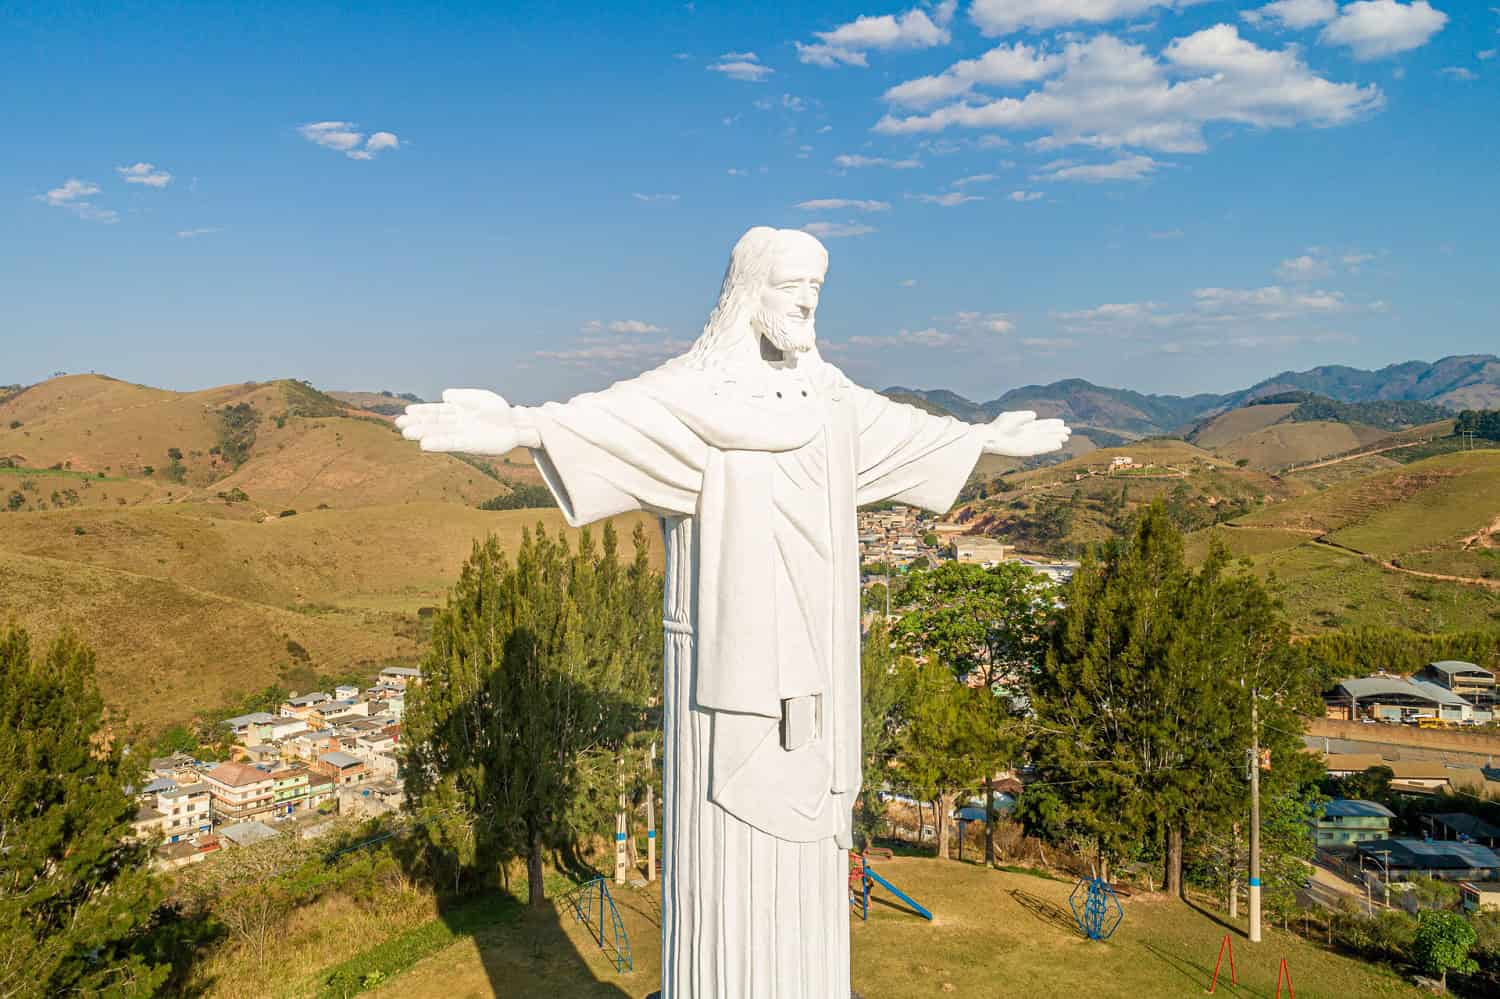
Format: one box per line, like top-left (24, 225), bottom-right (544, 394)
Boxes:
top-left (1322, 799), bottom-right (1396, 819)
top-left (1334, 676), bottom-right (1471, 707)
top-left (1358, 838), bottom-right (1500, 870)
top-left (1428, 660), bottom-right (1491, 677)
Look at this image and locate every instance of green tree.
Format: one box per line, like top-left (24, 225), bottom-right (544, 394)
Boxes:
top-left (892, 559), bottom-right (1049, 864)
top-left (0, 626), bottom-right (167, 997)
top-left (1413, 910), bottom-right (1478, 992)
top-left (893, 657), bottom-right (990, 860)
top-left (402, 522), bottom-right (661, 906)
top-left (855, 619), bottom-right (902, 850)
top-left (1023, 502), bottom-right (1310, 895)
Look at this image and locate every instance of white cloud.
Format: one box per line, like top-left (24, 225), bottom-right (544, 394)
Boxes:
top-left (1022, 337), bottom-right (1076, 349)
top-left (1058, 301), bottom-right (1163, 326)
top-left (599, 319), bottom-right (667, 334)
top-left (957, 312), bottom-right (1017, 333)
top-left (1150, 228), bottom-right (1185, 238)
top-left (969, 0), bottom-right (1179, 35)
top-left (116, 162), bottom-right (172, 188)
top-left (632, 192), bottom-right (681, 202)
top-left (709, 52), bottom-right (774, 81)
top-left (1242, 0), bottom-right (1336, 30)
top-left (1341, 251), bottom-right (1376, 271)
top-left (875, 28), bottom-right (1382, 157)
top-left (899, 278), bottom-right (919, 287)
top-left (1008, 189), bottom-right (1044, 201)
top-left (914, 191), bottom-right (982, 206)
top-left (884, 42), bottom-right (1063, 107)
top-left (952, 173), bottom-right (998, 187)
top-left (834, 153), bottom-right (921, 169)
top-left (1036, 154), bottom-right (1160, 182)
top-left (39, 178), bottom-right (99, 206)
top-left (797, 1), bottom-right (956, 68)
top-left (802, 221), bottom-right (878, 238)
top-left (1192, 285), bottom-right (1348, 316)
top-left (796, 198), bottom-right (892, 211)
top-left (727, 168), bottom-right (749, 176)
top-left (847, 326), bottom-right (958, 348)
top-left (536, 337), bottom-right (692, 369)
top-left (35, 178), bottom-right (118, 223)
top-left (1276, 253), bottom-right (1333, 280)
top-left (176, 227), bottom-right (222, 238)
top-left (299, 121), bottom-right (402, 159)
top-left (1320, 0), bottom-right (1447, 60)
top-left (1440, 66), bottom-right (1478, 80)
top-left (1480, 50), bottom-right (1497, 61)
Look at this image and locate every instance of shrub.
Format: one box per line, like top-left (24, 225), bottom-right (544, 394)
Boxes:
top-left (7, 420), bottom-right (19, 429)
top-left (279, 509), bottom-right (297, 518)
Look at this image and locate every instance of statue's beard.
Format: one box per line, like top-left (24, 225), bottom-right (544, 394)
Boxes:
top-left (752, 308), bottom-right (816, 356)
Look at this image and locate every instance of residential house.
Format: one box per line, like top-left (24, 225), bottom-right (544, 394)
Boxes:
top-left (306, 774), bottom-right (336, 811)
top-left (387, 695), bottom-right (405, 722)
top-left (1323, 676), bottom-right (1482, 724)
top-left (1312, 799), bottom-right (1395, 849)
top-left (313, 698), bottom-right (370, 725)
top-left (222, 711), bottom-right (275, 742)
top-left (1424, 812), bottom-right (1500, 849)
top-left (954, 538), bottom-right (1011, 567)
top-left (334, 684), bottom-right (361, 700)
top-left (379, 666), bottom-right (423, 689)
top-left (1416, 660), bottom-right (1497, 709)
top-left (152, 837), bottom-right (220, 871)
top-left (147, 752), bottom-right (197, 780)
top-left (1322, 753), bottom-right (1388, 778)
top-left (315, 750), bottom-right (367, 787)
top-left (1461, 882), bottom-right (1500, 914)
top-left (202, 761), bottom-right (277, 823)
top-left (337, 778), bottom-right (405, 819)
top-left (156, 784), bottom-right (212, 843)
top-left (268, 766), bottom-right (312, 816)
top-left (232, 743), bottom-right (282, 765)
top-left (250, 716), bottom-right (309, 744)
top-left (280, 691), bottom-right (331, 719)
top-left (1386, 760), bottom-right (1460, 795)
top-left (1356, 838), bottom-right (1500, 882)
top-left (218, 820), bottom-right (280, 849)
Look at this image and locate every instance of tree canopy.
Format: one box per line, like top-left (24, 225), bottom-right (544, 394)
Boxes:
top-left (0, 626), bottom-right (166, 997)
top-left (401, 522), bottom-right (661, 905)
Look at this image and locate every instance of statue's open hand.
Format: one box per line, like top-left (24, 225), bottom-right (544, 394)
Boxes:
top-left (980, 410), bottom-right (1071, 458)
top-left (395, 389), bottom-right (540, 456)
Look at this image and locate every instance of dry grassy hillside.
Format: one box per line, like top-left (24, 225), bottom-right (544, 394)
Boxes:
top-left (1188, 402), bottom-right (1299, 449)
top-left (1211, 419), bottom-right (1386, 470)
top-left (0, 505), bottom-right (662, 732)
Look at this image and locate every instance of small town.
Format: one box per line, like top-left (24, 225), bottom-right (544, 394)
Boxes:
top-left (127, 666), bottom-right (418, 870)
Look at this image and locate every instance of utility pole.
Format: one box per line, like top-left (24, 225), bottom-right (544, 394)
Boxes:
top-left (1249, 691), bottom-right (1263, 944)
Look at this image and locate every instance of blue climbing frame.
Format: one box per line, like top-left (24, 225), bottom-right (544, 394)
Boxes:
top-left (1067, 877), bottom-right (1124, 941)
top-left (562, 877), bottom-right (634, 972)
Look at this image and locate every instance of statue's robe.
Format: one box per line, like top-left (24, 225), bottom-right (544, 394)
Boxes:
top-left (528, 354), bottom-right (983, 998)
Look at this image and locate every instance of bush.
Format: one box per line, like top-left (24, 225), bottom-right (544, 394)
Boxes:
top-left (279, 509), bottom-right (297, 518)
top-left (7, 420), bottom-right (19, 429)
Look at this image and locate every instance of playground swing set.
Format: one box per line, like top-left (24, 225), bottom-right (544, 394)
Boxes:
top-left (1206, 932), bottom-right (1297, 998)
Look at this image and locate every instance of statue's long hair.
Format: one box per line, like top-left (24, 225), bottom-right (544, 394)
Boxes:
top-left (677, 226), bottom-right (828, 369)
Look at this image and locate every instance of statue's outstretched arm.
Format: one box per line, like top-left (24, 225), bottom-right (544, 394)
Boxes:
top-left (396, 389), bottom-right (542, 456)
top-left (979, 410), bottom-right (1070, 458)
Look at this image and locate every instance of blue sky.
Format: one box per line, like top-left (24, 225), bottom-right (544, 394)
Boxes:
top-left (3, 1), bottom-right (1496, 404)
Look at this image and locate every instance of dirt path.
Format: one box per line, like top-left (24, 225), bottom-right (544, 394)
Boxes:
top-left (1285, 438), bottom-right (1436, 473)
top-left (1461, 513), bottom-right (1500, 551)
top-left (1312, 535), bottom-right (1500, 590)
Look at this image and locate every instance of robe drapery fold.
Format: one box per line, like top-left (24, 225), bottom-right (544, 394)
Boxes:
top-left (529, 358), bottom-right (985, 997)
top-left (528, 359), bottom-right (983, 846)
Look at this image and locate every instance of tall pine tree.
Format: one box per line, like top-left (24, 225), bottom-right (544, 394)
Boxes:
top-left (402, 522), bottom-right (661, 906)
top-left (0, 626), bottom-right (166, 997)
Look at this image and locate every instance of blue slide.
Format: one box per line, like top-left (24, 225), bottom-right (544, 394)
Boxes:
top-left (863, 863), bottom-right (933, 921)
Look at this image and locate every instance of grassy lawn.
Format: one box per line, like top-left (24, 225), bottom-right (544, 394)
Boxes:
top-left (343, 859), bottom-right (1420, 998)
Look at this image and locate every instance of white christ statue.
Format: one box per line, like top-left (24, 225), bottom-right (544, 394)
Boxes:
top-left (397, 226), bottom-right (1069, 998)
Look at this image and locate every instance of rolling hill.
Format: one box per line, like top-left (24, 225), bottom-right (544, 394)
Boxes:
top-left (889, 354), bottom-right (1500, 440)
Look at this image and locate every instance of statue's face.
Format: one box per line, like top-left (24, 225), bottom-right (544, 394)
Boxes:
top-left (753, 243), bottom-right (826, 355)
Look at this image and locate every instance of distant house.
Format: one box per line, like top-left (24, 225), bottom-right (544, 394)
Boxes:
top-left (280, 691), bottom-right (331, 719)
top-left (953, 538), bottom-right (1011, 567)
top-left (251, 716), bottom-right (310, 744)
top-left (218, 820), bottom-right (280, 849)
top-left (1324, 676), bottom-right (1484, 724)
top-left (337, 778), bottom-right (405, 819)
top-left (1323, 753), bottom-right (1388, 778)
top-left (315, 750), bottom-right (367, 786)
top-left (202, 761), bottom-right (277, 823)
top-left (1386, 760), bottom-right (1460, 795)
top-left (334, 684), bottom-right (360, 700)
top-left (1416, 660), bottom-right (1497, 708)
top-left (222, 711), bottom-right (275, 742)
top-left (1424, 812), bottom-right (1500, 849)
top-left (387, 695), bottom-right (405, 722)
top-left (1356, 838), bottom-right (1500, 882)
top-left (1461, 881), bottom-right (1500, 914)
top-left (156, 784), bottom-right (212, 843)
top-left (313, 698), bottom-right (370, 724)
top-left (1312, 799), bottom-right (1395, 849)
top-left (379, 666), bottom-right (422, 689)
top-left (268, 766), bottom-right (312, 816)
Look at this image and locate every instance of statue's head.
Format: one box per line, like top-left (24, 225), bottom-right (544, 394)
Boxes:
top-left (683, 226), bottom-right (829, 367)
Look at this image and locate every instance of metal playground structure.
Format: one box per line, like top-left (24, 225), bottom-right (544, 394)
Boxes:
top-left (1068, 877), bottom-right (1125, 942)
top-left (562, 877), bottom-right (633, 972)
top-left (848, 852), bottom-right (933, 922)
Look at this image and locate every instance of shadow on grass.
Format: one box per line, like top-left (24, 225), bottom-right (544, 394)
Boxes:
top-left (1186, 897), bottom-right (1246, 938)
top-left (1008, 888), bottom-right (1077, 934)
top-left (1139, 940), bottom-right (1270, 999)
